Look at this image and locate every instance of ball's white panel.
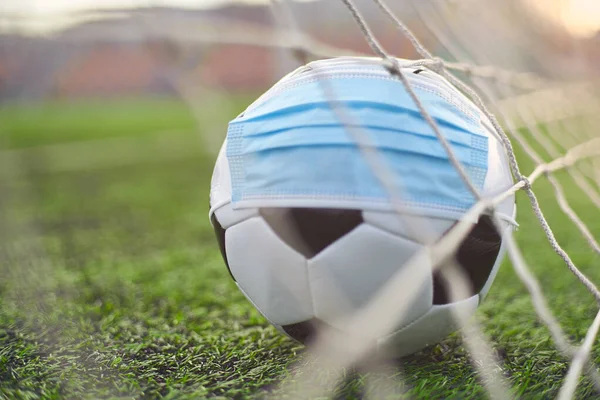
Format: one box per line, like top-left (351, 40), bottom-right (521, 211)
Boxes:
top-left (380, 294), bottom-right (479, 357)
top-left (235, 282), bottom-right (280, 328)
top-left (225, 217), bottom-right (313, 325)
top-left (362, 211), bottom-right (456, 244)
top-left (213, 203), bottom-right (259, 230)
top-left (479, 223), bottom-right (514, 302)
top-left (308, 224), bottom-right (432, 331)
top-left (210, 139), bottom-right (232, 209)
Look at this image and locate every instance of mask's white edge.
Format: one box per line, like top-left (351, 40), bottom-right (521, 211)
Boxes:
top-left (208, 199), bottom-right (518, 228)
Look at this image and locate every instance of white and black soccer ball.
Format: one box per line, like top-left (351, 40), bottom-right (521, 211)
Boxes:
top-left (209, 57), bottom-right (517, 357)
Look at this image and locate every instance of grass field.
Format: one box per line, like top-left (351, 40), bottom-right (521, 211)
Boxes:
top-left (0, 97), bottom-right (599, 399)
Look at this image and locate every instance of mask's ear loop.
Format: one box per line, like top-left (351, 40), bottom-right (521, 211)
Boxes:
top-left (495, 208), bottom-right (518, 230)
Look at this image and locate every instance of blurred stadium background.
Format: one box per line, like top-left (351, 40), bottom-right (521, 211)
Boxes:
top-left (1, 1), bottom-right (599, 102)
top-left (1, 0), bottom-right (600, 398)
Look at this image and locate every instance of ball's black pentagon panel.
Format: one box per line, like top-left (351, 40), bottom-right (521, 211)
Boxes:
top-left (210, 213), bottom-right (236, 281)
top-left (433, 215), bottom-right (502, 305)
top-left (282, 318), bottom-right (342, 344)
top-left (281, 319), bottom-right (320, 344)
top-left (259, 208), bottom-right (363, 258)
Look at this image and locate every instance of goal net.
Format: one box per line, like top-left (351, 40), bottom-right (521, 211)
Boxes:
top-left (1, 0), bottom-right (599, 399)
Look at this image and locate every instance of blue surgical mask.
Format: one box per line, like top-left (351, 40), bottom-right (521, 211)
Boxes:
top-left (225, 59), bottom-right (491, 219)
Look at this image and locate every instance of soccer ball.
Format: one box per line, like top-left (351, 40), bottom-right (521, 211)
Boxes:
top-left (209, 57), bottom-right (516, 357)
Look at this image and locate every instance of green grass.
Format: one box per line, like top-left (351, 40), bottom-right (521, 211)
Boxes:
top-left (0, 98), bottom-right (599, 399)
top-left (0, 98), bottom-right (197, 149)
